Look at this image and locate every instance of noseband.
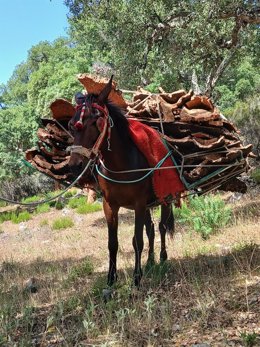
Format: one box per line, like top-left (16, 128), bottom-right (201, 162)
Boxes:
top-left (68, 101), bottom-right (112, 160)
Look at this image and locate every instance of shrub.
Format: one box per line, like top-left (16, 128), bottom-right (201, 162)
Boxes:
top-left (52, 217), bottom-right (74, 230)
top-left (175, 194), bottom-right (231, 239)
top-left (0, 212), bottom-right (12, 224)
top-left (76, 203), bottom-right (102, 214)
top-left (67, 196), bottom-right (87, 209)
top-left (0, 173), bottom-right (54, 201)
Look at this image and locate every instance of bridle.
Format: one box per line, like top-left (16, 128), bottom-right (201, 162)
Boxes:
top-left (68, 100), bottom-right (113, 160)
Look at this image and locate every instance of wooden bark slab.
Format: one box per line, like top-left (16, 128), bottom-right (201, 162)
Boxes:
top-left (49, 98), bottom-right (75, 120)
top-left (78, 74), bottom-right (127, 109)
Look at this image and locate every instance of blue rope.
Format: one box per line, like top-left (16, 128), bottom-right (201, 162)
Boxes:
top-left (95, 150), bottom-right (173, 184)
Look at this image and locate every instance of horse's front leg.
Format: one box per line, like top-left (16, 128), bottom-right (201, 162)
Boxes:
top-left (103, 199), bottom-right (119, 286)
top-left (133, 206), bottom-right (146, 287)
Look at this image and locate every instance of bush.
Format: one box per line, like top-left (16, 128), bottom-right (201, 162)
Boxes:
top-left (52, 217), bottom-right (74, 230)
top-left (67, 196), bottom-right (87, 209)
top-left (175, 194), bottom-right (231, 239)
top-left (76, 202), bottom-right (102, 214)
top-left (0, 173), bottom-right (54, 201)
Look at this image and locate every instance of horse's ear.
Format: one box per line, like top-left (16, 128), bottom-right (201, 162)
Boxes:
top-left (98, 75), bottom-right (113, 104)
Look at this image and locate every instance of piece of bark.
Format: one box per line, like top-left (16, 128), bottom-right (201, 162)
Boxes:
top-left (77, 74), bottom-right (127, 109)
top-left (185, 95), bottom-right (214, 111)
top-left (49, 98), bottom-right (75, 120)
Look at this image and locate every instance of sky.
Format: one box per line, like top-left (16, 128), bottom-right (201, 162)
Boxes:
top-left (0, 0), bottom-right (69, 84)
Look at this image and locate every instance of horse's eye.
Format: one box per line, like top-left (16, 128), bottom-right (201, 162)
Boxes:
top-left (93, 108), bottom-right (100, 117)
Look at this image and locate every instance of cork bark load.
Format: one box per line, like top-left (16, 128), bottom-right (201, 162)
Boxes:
top-left (26, 74), bottom-right (253, 194)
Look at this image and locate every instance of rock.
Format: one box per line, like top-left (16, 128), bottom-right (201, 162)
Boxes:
top-left (24, 277), bottom-right (38, 293)
top-left (192, 344), bottom-right (211, 347)
top-left (19, 223), bottom-right (28, 232)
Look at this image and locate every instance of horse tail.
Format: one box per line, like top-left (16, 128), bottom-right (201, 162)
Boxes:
top-left (160, 204), bottom-right (175, 237)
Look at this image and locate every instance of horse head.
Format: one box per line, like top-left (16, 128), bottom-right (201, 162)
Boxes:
top-left (68, 76), bottom-right (114, 178)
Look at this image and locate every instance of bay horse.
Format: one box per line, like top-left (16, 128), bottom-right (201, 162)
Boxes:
top-left (68, 77), bottom-right (176, 287)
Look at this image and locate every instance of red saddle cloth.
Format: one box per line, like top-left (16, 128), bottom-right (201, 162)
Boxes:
top-left (128, 119), bottom-right (185, 204)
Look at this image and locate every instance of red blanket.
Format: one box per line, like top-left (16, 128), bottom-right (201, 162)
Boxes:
top-left (128, 119), bottom-right (185, 204)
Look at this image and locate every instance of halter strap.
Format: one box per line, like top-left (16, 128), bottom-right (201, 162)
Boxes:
top-left (70, 101), bottom-right (111, 159)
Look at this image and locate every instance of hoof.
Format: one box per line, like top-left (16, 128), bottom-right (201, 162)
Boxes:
top-left (102, 288), bottom-right (113, 302)
top-left (160, 251), bottom-right (168, 263)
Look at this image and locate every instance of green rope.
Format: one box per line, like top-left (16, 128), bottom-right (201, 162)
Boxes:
top-left (95, 150), bottom-right (173, 184)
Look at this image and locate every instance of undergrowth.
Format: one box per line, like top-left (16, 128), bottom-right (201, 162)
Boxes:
top-left (176, 194), bottom-right (231, 239)
top-left (251, 167), bottom-right (260, 184)
top-left (155, 194), bottom-right (232, 239)
top-left (52, 216), bottom-right (74, 230)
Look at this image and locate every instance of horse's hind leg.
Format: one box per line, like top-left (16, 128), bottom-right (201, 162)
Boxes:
top-left (103, 200), bottom-right (119, 286)
top-left (144, 209), bottom-right (155, 266)
top-left (132, 206), bottom-right (146, 287)
top-left (159, 204), bottom-right (174, 262)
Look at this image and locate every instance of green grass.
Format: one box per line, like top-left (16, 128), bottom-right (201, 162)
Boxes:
top-left (0, 201), bottom-right (7, 208)
top-left (12, 211), bottom-right (32, 224)
top-left (76, 202), bottom-right (102, 214)
top-left (36, 203), bottom-right (50, 214)
top-left (67, 196), bottom-right (87, 209)
top-left (251, 168), bottom-right (260, 184)
top-left (67, 258), bottom-right (94, 282)
top-left (52, 216), bottom-right (74, 230)
top-left (0, 211), bottom-right (32, 224)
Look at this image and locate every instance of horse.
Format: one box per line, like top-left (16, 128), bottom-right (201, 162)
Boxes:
top-left (68, 77), bottom-right (178, 287)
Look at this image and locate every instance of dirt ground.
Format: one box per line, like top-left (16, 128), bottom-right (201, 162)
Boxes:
top-left (0, 189), bottom-right (260, 346)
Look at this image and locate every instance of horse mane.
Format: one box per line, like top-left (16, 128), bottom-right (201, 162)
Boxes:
top-left (73, 93), bottom-right (131, 146)
top-left (106, 100), bottom-right (130, 142)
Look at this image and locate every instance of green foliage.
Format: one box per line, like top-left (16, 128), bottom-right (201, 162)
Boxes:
top-left (67, 196), bottom-right (87, 209)
top-left (175, 195), bottom-right (231, 239)
top-left (76, 202), bottom-right (102, 214)
top-left (66, 0), bottom-right (259, 92)
top-left (12, 211), bottom-right (32, 224)
top-left (0, 210), bottom-right (32, 224)
top-left (0, 201), bottom-right (7, 208)
top-left (251, 168), bottom-right (260, 184)
top-left (240, 332), bottom-right (258, 347)
top-left (36, 203), bottom-right (51, 214)
top-left (52, 216), bottom-right (74, 230)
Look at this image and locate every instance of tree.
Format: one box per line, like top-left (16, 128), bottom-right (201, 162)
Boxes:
top-left (65, 0), bottom-right (260, 94)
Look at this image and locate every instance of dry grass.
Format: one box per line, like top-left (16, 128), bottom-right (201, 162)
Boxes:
top-left (0, 195), bottom-right (260, 346)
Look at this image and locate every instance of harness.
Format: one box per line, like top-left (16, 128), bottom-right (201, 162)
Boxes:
top-left (68, 101), bottom-right (112, 159)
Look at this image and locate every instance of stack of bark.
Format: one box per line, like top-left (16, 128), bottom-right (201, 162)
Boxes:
top-left (126, 88), bottom-right (253, 193)
top-left (26, 74), bottom-right (253, 193)
top-left (25, 99), bottom-right (75, 183)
